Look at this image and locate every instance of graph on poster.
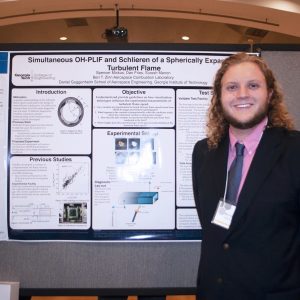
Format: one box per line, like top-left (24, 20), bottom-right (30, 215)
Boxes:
top-left (57, 162), bottom-right (90, 194)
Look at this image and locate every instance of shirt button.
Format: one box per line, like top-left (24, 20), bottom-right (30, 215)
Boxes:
top-left (217, 277), bottom-right (223, 284)
top-left (223, 243), bottom-right (230, 250)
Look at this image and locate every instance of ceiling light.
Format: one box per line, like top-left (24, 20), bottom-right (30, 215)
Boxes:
top-left (59, 36), bottom-right (68, 41)
top-left (182, 36), bottom-right (190, 41)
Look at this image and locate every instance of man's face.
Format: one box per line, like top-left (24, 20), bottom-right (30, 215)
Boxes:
top-left (220, 61), bottom-right (271, 129)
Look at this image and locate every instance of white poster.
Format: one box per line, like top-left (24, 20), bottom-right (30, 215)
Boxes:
top-left (2, 50), bottom-right (234, 240)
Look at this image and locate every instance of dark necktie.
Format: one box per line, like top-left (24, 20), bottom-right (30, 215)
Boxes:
top-left (226, 142), bottom-right (245, 205)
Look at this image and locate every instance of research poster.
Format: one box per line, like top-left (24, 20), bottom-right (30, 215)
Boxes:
top-left (0, 48), bottom-right (235, 240)
top-left (0, 52), bottom-right (8, 240)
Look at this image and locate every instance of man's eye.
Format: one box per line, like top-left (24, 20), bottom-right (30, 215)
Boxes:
top-left (248, 83), bottom-right (259, 89)
top-left (226, 85), bottom-right (237, 91)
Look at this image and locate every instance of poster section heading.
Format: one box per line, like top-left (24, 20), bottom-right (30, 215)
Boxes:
top-left (12, 54), bottom-right (228, 86)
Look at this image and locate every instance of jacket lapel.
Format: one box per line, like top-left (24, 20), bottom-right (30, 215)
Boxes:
top-left (205, 136), bottom-right (229, 216)
top-left (228, 127), bottom-right (286, 232)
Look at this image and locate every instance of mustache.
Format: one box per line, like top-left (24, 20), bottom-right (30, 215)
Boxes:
top-left (220, 104), bottom-right (269, 130)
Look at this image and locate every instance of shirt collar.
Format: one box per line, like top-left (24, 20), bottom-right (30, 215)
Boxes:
top-left (229, 117), bottom-right (268, 155)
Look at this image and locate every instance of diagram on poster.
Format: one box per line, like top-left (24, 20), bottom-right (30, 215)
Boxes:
top-left (92, 129), bottom-right (175, 230)
top-left (57, 96), bottom-right (84, 127)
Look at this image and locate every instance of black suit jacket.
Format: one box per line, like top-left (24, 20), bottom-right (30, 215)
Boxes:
top-left (192, 127), bottom-right (300, 300)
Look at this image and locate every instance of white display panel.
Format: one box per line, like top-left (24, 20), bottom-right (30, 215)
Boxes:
top-left (93, 88), bottom-right (175, 128)
top-left (11, 54), bottom-right (224, 87)
top-left (0, 49), bottom-right (235, 240)
top-left (93, 129), bottom-right (175, 230)
top-left (176, 89), bottom-right (212, 208)
top-left (11, 88), bottom-right (91, 154)
top-left (10, 156), bottom-right (91, 230)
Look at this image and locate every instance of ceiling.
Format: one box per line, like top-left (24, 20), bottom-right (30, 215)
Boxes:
top-left (0, 0), bottom-right (300, 44)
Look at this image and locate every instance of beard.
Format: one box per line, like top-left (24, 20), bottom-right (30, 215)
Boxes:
top-left (221, 102), bottom-right (269, 129)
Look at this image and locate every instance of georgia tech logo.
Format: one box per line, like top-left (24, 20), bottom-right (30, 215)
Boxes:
top-left (14, 73), bottom-right (31, 80)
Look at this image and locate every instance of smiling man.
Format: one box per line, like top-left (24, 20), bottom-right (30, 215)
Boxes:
top-left (192, 53), bottom-right (300, 300)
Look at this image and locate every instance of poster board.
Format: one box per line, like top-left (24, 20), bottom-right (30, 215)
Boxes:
top-left (5, 44), bottom-right (300, 295)
top-left (0, 44), bottom-right (249, 241)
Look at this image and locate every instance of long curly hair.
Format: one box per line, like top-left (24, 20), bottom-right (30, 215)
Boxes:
top-left (207, 52), bottom-right (294, 149)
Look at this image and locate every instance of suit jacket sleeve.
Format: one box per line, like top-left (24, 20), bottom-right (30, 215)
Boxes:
top-left (192, 138), bottom-right (209, 224)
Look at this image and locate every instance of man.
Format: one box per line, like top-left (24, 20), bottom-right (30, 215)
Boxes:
top-left (192, 53), bottom-right (300, 300)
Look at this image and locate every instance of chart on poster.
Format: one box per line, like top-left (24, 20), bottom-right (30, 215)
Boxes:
top-left (0, 48), bottom-right (235, 240)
